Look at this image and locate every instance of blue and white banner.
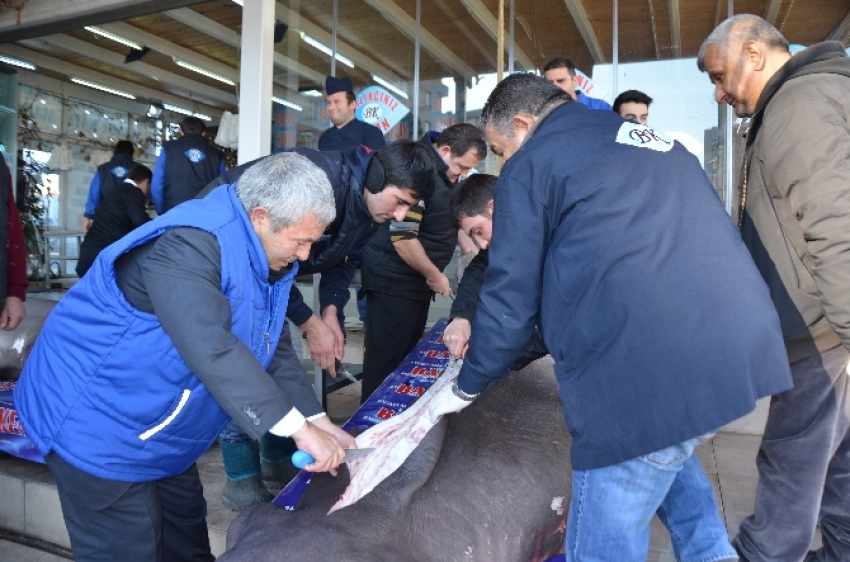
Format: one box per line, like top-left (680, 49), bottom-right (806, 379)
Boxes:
top-left (355, 86), bottom-right (410, 136)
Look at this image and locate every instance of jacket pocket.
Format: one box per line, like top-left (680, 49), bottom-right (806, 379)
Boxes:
top-left (138, 389), bottom-right (192, 441)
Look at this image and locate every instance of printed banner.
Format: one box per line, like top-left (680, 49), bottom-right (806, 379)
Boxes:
top-left (355, 86), bottom-right (410, 136)
top-left (0, 380), bottom-right (43, 463)
top-left (273, 318), bottom-right (450, 510)
top-left (273, 105), bottom-right (299, 152)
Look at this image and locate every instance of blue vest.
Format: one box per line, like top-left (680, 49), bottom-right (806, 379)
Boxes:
top-left (15, 184), bottom-right (296, 482)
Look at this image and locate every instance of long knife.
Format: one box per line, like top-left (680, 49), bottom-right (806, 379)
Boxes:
top-left (292, 448), bottom-right (375, 469)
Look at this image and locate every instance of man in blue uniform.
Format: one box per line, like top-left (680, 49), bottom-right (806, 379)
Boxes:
top-left (429, 73), bottom-right (793, 561)
top-left (151, 116), bottom-right (225, 214)
top-left (543, 57), bottom-right (612, 110)
top-left (15, 153), bottom-right (352, 562)
top-left (82, 140), bottom-right (135, 232)
top-left (318, 76), bottom-right (385, 152)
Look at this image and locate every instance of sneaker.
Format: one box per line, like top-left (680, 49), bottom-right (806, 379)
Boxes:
top-left (221, 476), bottom-right (274, 511)
top-left (261, 460), bottom-right (300, 491)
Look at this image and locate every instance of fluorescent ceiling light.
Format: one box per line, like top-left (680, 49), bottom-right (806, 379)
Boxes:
top-left (299, 89), bottom-right (323, 97)
top-left (71, 78), bottom-right (136, 99)
top-left (0, 55), bottom-right (36, 70)
top-left (371, 74), bottom-right (408, 99)
top-left (231, 0), bottom-right (243, 4)
top-left (162, 103), bottom-right (211, 121)
top-left (272, 96), bottom-right (302, 111)
top-left (299, 33), bottom-right (354, 68)
top-left (84, 26), bottom-right (144, 51)
top-left (173, 58), bottom-right (236, 86)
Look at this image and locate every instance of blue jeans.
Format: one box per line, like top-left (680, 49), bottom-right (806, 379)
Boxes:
top-left (566, 437), bottom-right (736, 562)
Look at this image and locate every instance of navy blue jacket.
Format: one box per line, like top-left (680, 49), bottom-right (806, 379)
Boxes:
top-left (152, 133), bottom-right (224, 214)
top-left (457, 102), bottom-right (793, 471)
top-left (203, 147), bottom-right (376, 325)
top-left (318, 118), bottom-right (385, 152)
top-left (84, 152), bottom-right (135, 219)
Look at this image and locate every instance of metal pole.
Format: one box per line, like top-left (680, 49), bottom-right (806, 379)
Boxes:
top-left (508, 0), bottom-right (515, 74)
top-left (413, 0), bottom-right (421, 139)
top-left (331, 0), bottom-right (338, 76)
top-left (724, 0), bottom-right (734, 215)
top-left (497, 0), bottom-right (504, 82)
top-left (613, 0), bottom-right (618, 97)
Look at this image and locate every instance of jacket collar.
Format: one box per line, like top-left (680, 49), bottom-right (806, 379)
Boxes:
top-left (517, 98), bottom-right (573, 152)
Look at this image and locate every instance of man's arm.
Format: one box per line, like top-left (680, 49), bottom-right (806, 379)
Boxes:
top-left (84, 173), bottom-right (102, 220)
top-left (126, 189), bottom-right (153, 229)
top-left (286, 284), bottom-right (342, 374)
top-left (391, 204), bottom-right (450, 298)
top-left (365, 125), bottom-right (386, 151)
top-left (457, 173), bottom-right (548, 396)
top-left (766, 96), bottom-right (850, 351)
top-left (140, 229), bottom-right (301, 438)
top-left (2, 168), bottom-right (27, 330)
top-left (443, 250), bottom-right (488, 358)
top-left (151, 152), bottom-right (166, 214)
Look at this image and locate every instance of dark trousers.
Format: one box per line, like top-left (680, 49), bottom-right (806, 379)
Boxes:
top-left (75, 243), bottom-right (104, 278)
top-left (45, 452), bottom-right (214, 562)
top-left (360, 290), bottom-right (430, 404)
top-left (734, 345), bottom-right (850, 562)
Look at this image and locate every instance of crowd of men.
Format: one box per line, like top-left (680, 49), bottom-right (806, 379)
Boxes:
top-left (12, 13), bottom-right (849, 562)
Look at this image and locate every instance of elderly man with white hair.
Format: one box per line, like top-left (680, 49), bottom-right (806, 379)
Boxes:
top-left (14, 152), bottom-right (355, 562)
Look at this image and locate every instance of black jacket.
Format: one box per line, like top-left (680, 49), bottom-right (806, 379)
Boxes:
top-left (361, 133), bottom-right (456, 299)
top-left (203, 146), bottom-right (377, 325)
top-left (449, 249), bottom-right (548, 370)
top-left (158, 134), bottom-right (224, 213)
top-left (739, 42), bottom-right (850, 362)
top-left (76, 181), bottom-right (151, 277)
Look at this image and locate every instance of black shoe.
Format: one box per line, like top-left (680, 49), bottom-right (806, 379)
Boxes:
top-left (222, 476), bottom-right (274, 511)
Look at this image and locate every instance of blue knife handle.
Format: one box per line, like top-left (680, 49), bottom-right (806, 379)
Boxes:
top-left (292, 450), bottom-right (315, 469)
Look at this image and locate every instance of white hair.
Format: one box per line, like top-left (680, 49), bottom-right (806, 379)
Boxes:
top-left (697, 14), bottom-right (789, 72)
top-left (236, 152), bottom-right (335, 231)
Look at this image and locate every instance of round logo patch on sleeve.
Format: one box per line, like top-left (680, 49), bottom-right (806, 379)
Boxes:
top-left (615, 122), bottom-right (674, 152)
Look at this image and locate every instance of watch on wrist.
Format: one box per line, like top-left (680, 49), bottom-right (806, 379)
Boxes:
top-left (451, 379), bottom-right (478, 402)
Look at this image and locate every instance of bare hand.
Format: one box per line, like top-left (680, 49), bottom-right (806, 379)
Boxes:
top-left (301, 315), bottom-right (339, 375)
top-left (427, 272), bottom-right (451, 299)
top-left (291, 421), bottom-right (345, 475)
top-left (321, 305), bottom-right (345, 362)
top-left (0, 296), bottom-right (26, 331)
top-left (457, 229), bottom-right (479, 256)
top-left (311, 414), bottom-right (356, 449)
top-left (83, 218), bottom-right (92, 233)
top-left (443, 318), bottom-right (471, 358)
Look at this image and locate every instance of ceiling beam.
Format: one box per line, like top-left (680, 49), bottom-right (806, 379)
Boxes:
top-left (432, 0), bottom-right (497, 70)
top-left (0, 43), bottom-right (223, 118)
top-left (713, 0), bottom-right (725, 29)
top-left (763, 0), bottom-right (782, 25)
top-left (271, 2), bottom-right (407, 85)
top-left (0, 0), bottom-right (207, 44)
top-left (562, 0), bottom-right (606, 64)
top-left (164, 7), bottom-right (325, 85)
top-left (39, 34), bottom-right (238, 107)
top-left (457, 0), bottom-right (535, 70)
top-left (361, 0), bottom-right (477, 78)
top-left (667, 0), bottom-right (681, 58)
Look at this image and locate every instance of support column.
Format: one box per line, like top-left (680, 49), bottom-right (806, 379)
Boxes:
top-left (237, 0), bottom-right (275, 164)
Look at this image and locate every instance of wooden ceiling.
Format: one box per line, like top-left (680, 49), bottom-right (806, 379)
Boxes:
top-left (1, 0), bottom-right (848, 116)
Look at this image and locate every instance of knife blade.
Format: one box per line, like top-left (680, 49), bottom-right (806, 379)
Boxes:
top-left (292, 448), bottom-right (375, 469)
